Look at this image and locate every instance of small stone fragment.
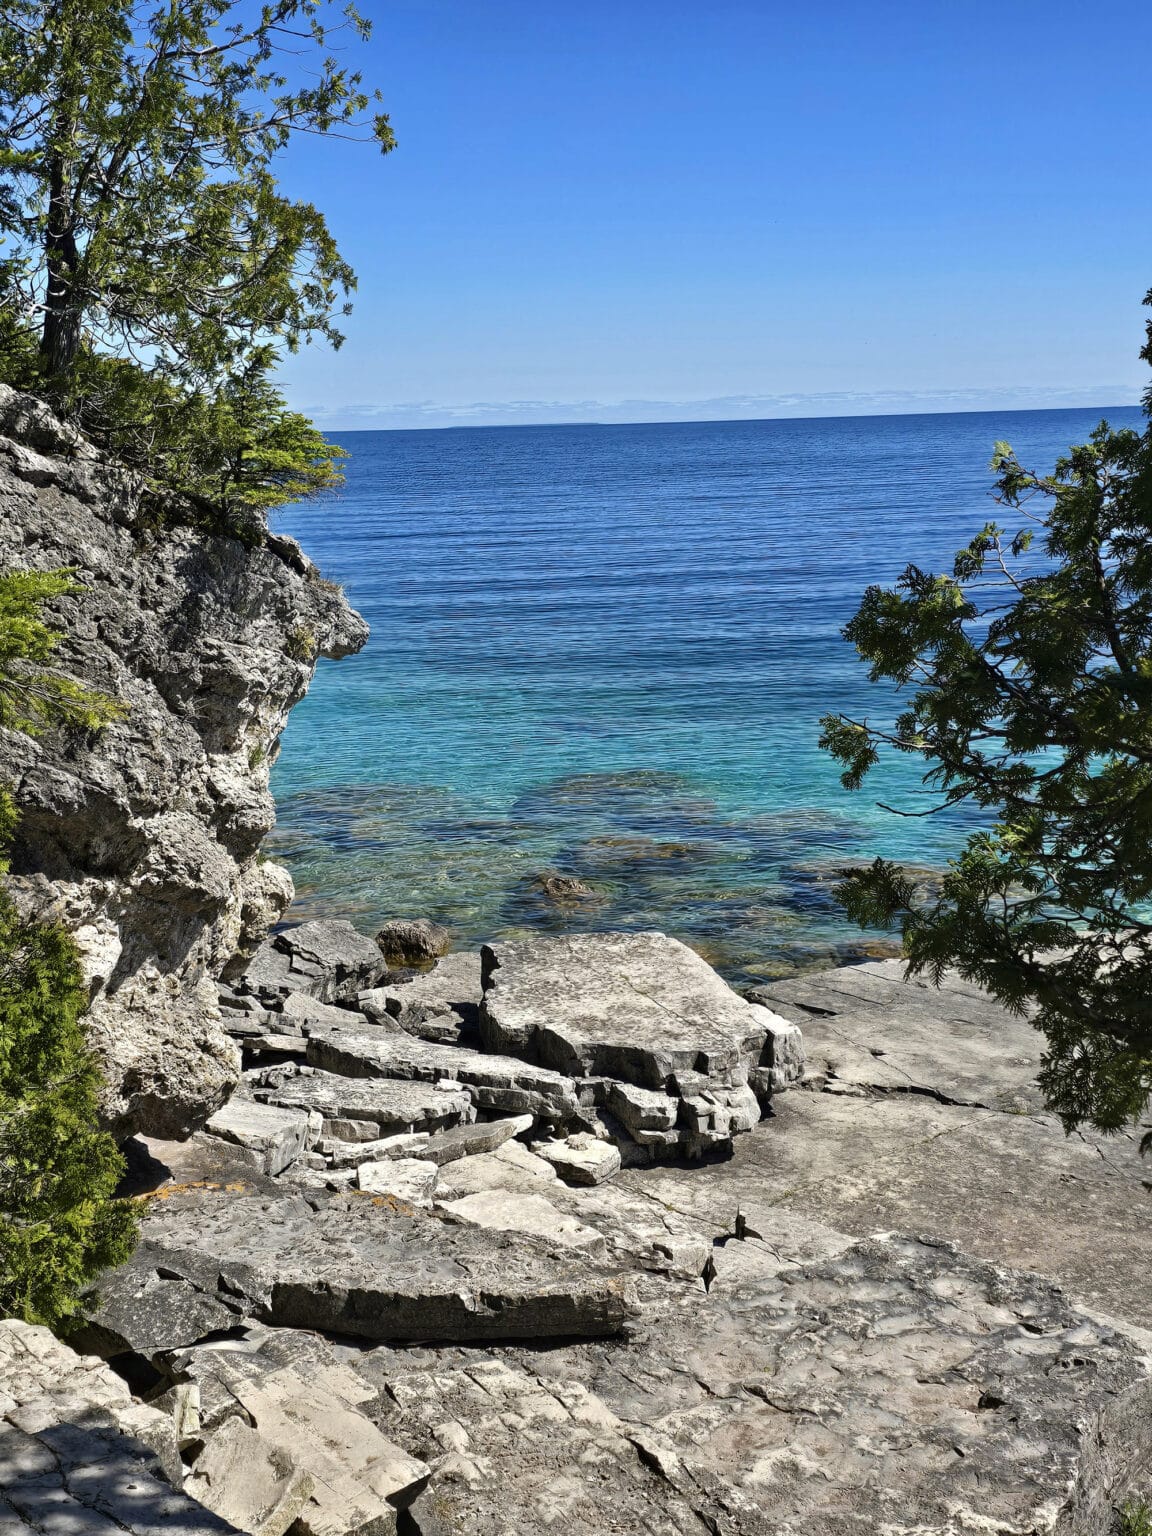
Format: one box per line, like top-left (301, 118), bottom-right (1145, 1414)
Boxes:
top-left (356, 1157), bottom-right (440, 1206)
top-left (187, 1417), bottom-right (314, 1536)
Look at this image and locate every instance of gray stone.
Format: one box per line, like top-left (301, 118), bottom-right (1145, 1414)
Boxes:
top-left (480, 931), bottom-right (793, 1087)
top-left (187, 1417), bottom-right (313, 1536)
top-left (204, 1099), bottom-right (312, 1175)
top-left (0, 386), bottom-right (366, 1138)
top-left (243, 920), bottom-right (386, 1005)
top-left (375, 918), bottom-right (453, 966)
top-left (358, 951), bottom-right (482, 1042)
top-left (0, 1319), bottom-right (239, 1534)
top-left (751, 956), bottom-right (1046, 1109)
top-left (532, 1133), bottom-right (622, 1186)
top-left (420, 1114), bottom-right (534, 1166)
top-left (306, 1027), bottom-right (581, 1122)
top-left (328, 1133), bottom-right (431, 1168)
top-left (77, 1257), bottom-right (237, 1362)
top-left (255, 1068), bottom-right (474, 1136)
top-left (437, 1190), bottom-right (608, 1255)
top-left (131, 1184), bottom-right (639, 1342)
top-left (356, 1157), bottom-right (440, 1205)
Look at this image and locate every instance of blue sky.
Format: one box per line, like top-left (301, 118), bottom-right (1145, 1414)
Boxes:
top-left (275, 0), bottom-right (1152, 428)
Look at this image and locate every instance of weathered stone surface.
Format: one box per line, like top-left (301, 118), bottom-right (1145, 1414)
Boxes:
top-left (177, 1337), bottom-right (430, 1536)
top-left (480, 932), bottom-right (774, 1085)
top-left (187, 1417), bottom-right (314, 1536)
top-left (128, 1184), bottom-right (639, 1342)
top-left (254, 1068), bottom-right (475, 1136)
top-left (280, 990), bottom-right (385, 1033)
top-left (241, 920), bottom-right (386, 1005)
top-left (750, 956), bottom-right (1047, 1110)
top-left (420, 1114), bottom-right (534, 1166)
top-left (356, 1157), bottom-right (440, 1205)
top-left (533, 1133), bottom-right (622, 1185)
top-left (306, 1027), bottom-right (581, 1122)
top-left (0, 1318), bottom-right (239, 1534)
top-left (358, 951), bottom-right (482, 1043)
top-left (437, 1190), bottom-right (608, 1255)
top-left (375, 918), bottom-right (452, 966)
top-left (204, 1099), bottom-right (312, 1175)
top-left (433, 1138), bottom-right (560, 1200)
top-left (0, 386), bottom-right (366, 1138)
top-left (477, 932), bottom-right (802, 1155)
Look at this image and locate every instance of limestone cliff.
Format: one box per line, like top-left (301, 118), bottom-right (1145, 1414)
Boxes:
top-left (0, 385), bottom-right (367, 1139)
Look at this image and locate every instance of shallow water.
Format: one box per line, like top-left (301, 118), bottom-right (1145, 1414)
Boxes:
top-left (268, 406), bottom-right (1142, 983)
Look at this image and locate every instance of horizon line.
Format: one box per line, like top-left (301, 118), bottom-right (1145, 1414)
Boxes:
top-left (318, 398), bottom-right (1145, 435)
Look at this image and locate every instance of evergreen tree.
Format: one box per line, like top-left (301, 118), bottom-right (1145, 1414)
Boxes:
top-left (820, 292), bottom-right (1152, 1144)
top-left (0, 570), bottom-right (135, 1328)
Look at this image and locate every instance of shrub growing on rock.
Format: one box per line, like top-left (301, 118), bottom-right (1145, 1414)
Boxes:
top-left (0, 570), bottom-right (136, 1326)
top-left (821, 292), bottom-right (1152, 1143)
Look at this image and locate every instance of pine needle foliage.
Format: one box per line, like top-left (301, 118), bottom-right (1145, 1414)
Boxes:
top-left (820, 291), bottom-right (1152, 1144)
top-left (0, 575), bottom-right (136, 1328)
top-left (0, 568), bottom-right (123, 734)
top-left (0, 0), bottom-right (390, 535)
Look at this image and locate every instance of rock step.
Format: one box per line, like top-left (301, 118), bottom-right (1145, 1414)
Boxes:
top-left (115, 1184), bottom-right (638, 1343)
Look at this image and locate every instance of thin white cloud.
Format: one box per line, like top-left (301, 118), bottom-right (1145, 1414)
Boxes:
top-left (302, 384), bottom-right (1144, 431)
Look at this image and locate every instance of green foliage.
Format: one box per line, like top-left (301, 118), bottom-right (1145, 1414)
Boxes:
top-left (0, 567), bottom-right (136, 1327)
top-left (1120, 1501), bottom-right (1152, 1536)
top-left (0, 0), bottom-right (386, 533)
top-left (56, 350), bottom-right (346, 541)
top-left (0, 881), bottom-right (137, 1327)
top-left (0, 568), bottom-right (124, 734)
top-left (820, 291), bottom-right (1152, 1143)
top-left (0, 0), bottom-right (393, 383)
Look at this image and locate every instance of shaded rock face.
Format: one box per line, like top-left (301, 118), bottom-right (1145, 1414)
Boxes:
top-left (0, 385), bottom-right (367, 1138)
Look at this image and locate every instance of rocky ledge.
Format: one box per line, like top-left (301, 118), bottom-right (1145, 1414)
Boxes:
top-left (0, 385), bottom-right (367, 1139)
top-left (11, 931), bottom-right (1142, 1536)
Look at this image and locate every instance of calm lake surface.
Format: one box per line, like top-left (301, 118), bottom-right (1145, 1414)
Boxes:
top-left (269, 406), bottom-right (1142, 984)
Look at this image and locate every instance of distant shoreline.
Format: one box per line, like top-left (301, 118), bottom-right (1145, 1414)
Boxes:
top-left (320, 400), bottom-right (1144, 435)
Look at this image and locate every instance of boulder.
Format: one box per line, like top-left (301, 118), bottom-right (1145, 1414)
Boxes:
top-left (533, 1133), bottom-right (622, 1186)
top-left (374, 918), bottom-right (452, 967)
top-left (241, 920), bottom-right (386, 1005)
top-left (203, 1100), bottom-right (312, 1175)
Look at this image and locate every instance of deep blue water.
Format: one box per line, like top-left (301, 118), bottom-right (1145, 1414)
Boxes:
top-left (268, 406), bottom-right (1142, 984)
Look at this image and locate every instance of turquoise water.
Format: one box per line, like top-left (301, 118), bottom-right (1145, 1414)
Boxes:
top-left (268, 406), bottom-right (1142, 984)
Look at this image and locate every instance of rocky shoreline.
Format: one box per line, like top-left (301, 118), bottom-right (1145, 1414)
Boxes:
top-left (1, 391), bottom-right (1150, 1533)
top-left (4, 928), bottom-right (1152, 1533)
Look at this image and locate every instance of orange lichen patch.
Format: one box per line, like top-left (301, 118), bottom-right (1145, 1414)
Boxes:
top-left (348, 1190), bottom-right (416, 1215)
top-left (135, 1179), bottom-right (250, 1202)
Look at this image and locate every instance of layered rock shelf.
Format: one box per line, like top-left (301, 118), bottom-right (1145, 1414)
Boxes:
top-left (30, 932), bottom-right (1148, 1535)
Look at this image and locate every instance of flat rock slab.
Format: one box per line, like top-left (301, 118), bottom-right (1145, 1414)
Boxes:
top-left (479, 931), bottom-right (802, 1092)
top-left (254, 1068), bottom-right (474, 1136)
top-left (356, 1234), bottom-right (1152, 1536)
top-left (306, 1027), bottom-right (580, 1122)
top-left (437, 1189), bottom-right (608, 1255)
top-left (0, 1319), bottom-right (239, 1535)
top-left (753, 957), bottom-right (1044, 1110)
top-left (127, 1184), bottom-right (638, 1343)
top-left (356, 1157), bottom-right (440, 1205)
top-left (204, 1099), bottom-right (312, 1175)
top-left (533, 1134), bottom-right (622, 1185)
